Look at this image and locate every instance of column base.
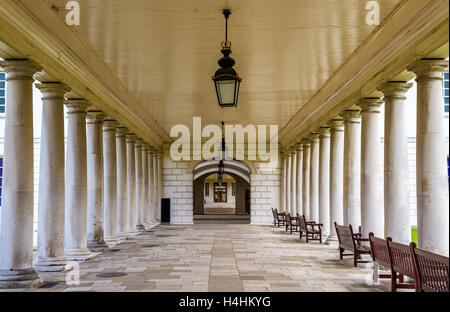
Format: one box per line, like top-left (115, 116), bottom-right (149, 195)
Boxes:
top-left (65, 248), bottom-right (94, 262)
top-left (136, 224), bottom-right (146, 232)
top-left (325, 234), bottom-right (339, 246)
top-left (34, 256), bottom-right (69, 272)
top-left (127, 228), bottom-right (139, 237)
top-left (117, 232), bottom-right (130, 242)
top-left (87, 239), bottom-right (109, 252)
top-left (0, 268), bottom-right (42, 289)
top-left (104, 236), bottom-right (121, 248)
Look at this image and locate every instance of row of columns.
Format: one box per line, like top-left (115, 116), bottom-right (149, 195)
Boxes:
top-left (0, 59), bottom-right (163, 288)
top-left (280, 59), bottom-right (449, 256)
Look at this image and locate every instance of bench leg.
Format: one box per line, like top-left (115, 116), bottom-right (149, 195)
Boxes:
top-left (354, 254), bottom-right (358, 267)
top-left (373, 262), bottom-right (379, 283)
top-left (391, 271), bottom-right (397, 292)
top-left (339, 248), bottom-right (344, 260)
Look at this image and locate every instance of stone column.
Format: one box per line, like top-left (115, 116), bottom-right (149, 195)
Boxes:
top-left (0, 60), bottom-right (42, 288)
top-left (309, 133), bottom-right (320, 222)
top-left (116, 127), bottom-right (129, 241)
top-left (64, 99), bottom-right (93, 261)
top-left (147, 148), bottom-right (155, 225)
top-left (342, 109), bottom-right (362, 229)
top-left (360, 98), bottom-right (384, 237)
top-left (142, 144), bottom-right (151, 230)
top-left (296, 144), bottom-right (303, 215)
top-left (409, 60), bottom-right (449, 255)
top-left (286, 152), bottom-right (292, 215)
top-left (157, 151), bottom-right (163, 221)
top-left (34, 82), bottom-right (70, 272)
top-left (135, 139), bottom-right (145, 231)
top-left (86, 110), bottom-right (107, 252)
top-left (290, 149), bottom-right (297, 216)
top-left (301, 139), bottom-right (311, 220)
top-left (152, 150), bottom-right (159, 220)
top-left (327, 118), bottom-right (345, 243)
top-left (103, 120), bottom-right (120, 247)
top-left (126, 133), bottom-right (138, 236)
top-left (380, 82), bottom-right (413, 244)
top-left (319, 127), bottom-right (331, 237)
top-left (281, 153), bottom-right (287, 212)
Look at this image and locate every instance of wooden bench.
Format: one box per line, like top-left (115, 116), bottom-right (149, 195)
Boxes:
top-left (271, 208), bottom-right (286, 227)
top-left (368, 233), bottom-right (393, 280)
top-left (285, 213), bottom-right (300, 234)
top-left (386, 240), bottom-right (417, 292)
top-left (298, 215), bottom-right (322, 243)
top-left (410, 243), bottom-right (449, 292)
top-left (334, 223), bottom-right (370, 267)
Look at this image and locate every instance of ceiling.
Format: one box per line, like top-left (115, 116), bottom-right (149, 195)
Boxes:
top-left (47, 0), bottom-right (402, 137)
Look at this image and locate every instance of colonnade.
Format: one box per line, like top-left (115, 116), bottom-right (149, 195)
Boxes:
top-left (280, 59), bottom-right (449, 257)
top-left (0, 59), bottom-right (163, 288)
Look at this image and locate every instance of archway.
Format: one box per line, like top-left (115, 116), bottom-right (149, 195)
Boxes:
top-left (193, 160), bottom-right (252, 223)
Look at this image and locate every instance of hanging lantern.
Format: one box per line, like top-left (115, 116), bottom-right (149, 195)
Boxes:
top-left (212, 9), bottom-right (242, 108)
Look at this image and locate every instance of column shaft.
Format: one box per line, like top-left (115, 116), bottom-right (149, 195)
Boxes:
top-left (309, 134), bottom-right (320, 221)
top-left (281, 154), bottom-right (287, 213)
top-left (290, 150), bottom-right (297, 216)
top-left (0, 60), bottom-right (42, 288)
top-left (34, 82), bottom-right (69, 272)
top-left (409, 60), bottom-right (449, 255)
top-left (327, 118), bottom-right (345, 243)
top-left (135, 139), bottom-right (145, 231)
top-left (116, 127), bottom-right (128, 240)
top-left (381, 82), bottom-right (413, 244)
top-left (64, 99), bottom-right (92, 261)
top-left (360, 99), bottom-right (384, 237)
top-left (319, 127), bottom-right (331, 237)
top-left (343, 109), bottom-right (362, 229)
top-left (103, 120), bottom-right (120, 246)
top-left (86, 111), bottom-right (107, 251)
top-left (296, 145), bottom-right (303, 216)
top-left (302, 140), bottom-right (311, 220)
top-left (152, 152), bottom-right (159, 220)
top-left (142, 144), bottom-right (151, 230)
top-left (126, 134), bottom-right (138, 236)
top-left (286, 153), bottom-right (292, 215)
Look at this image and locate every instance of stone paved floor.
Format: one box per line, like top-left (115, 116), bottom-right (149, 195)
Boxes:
top-left (5, 224), bottom-right (393, 292)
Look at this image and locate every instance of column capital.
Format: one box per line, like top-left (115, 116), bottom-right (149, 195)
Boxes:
top-left (134, 138), bottom-right (144, 147)
top-left (329, 118), bottom-right (345, 131)
top-left (408, 59), bottom-right (449, 81)
top-left (35, 82), bottom-right (70, 99)
top-left (319, 126), bottom-right (331, 138)
top-left (116, 127), bottom-right (128, 138)
top-left (296, 143), bottom-right (304, 152)
top-left (301, 138), bottom-right (311, 147)
top-left (0, 59), bottom-right (42, 80)
top-left (142, 143), bottom-right (150, 152)
top-left (103, 120), bottom-right (118, 132)
top-left (342, 109), bottom-right (361, 123)
top-left (64, 99), bottom-right (90, 114)
top-left (308, 132), bottom-right (320, 142)
top-left (379, 82), bottom-right (413, 99)
top-left (86, 110), bottom-right (106, 123)
top-left (359, 98), bottom-right (384, 113)
top-left (126, 133), bottom-right (136, 143)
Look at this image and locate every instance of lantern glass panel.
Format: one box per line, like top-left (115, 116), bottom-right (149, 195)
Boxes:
top-left (216, 79), bottom-right (237, 106)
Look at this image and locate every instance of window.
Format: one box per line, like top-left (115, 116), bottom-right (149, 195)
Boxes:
top-left (231, 183), bottom-right (236, 196)
top-left (444, 72), bottom-right (449, 113)
top-left (205, 183), bottom-right (210, 197)
top-left (214, 183), bottom-right (227, 203)
top-left (0, 157), bottom-right (3, 207)
top-left (0, 72), bottom-right (5, 114)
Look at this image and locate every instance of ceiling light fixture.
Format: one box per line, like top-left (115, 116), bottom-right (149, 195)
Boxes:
top-left (212, 9), bottom-right (242, 108)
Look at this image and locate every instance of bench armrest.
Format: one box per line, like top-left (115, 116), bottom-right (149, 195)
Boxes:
top-left (354, 237), bottom-right (369, 242)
